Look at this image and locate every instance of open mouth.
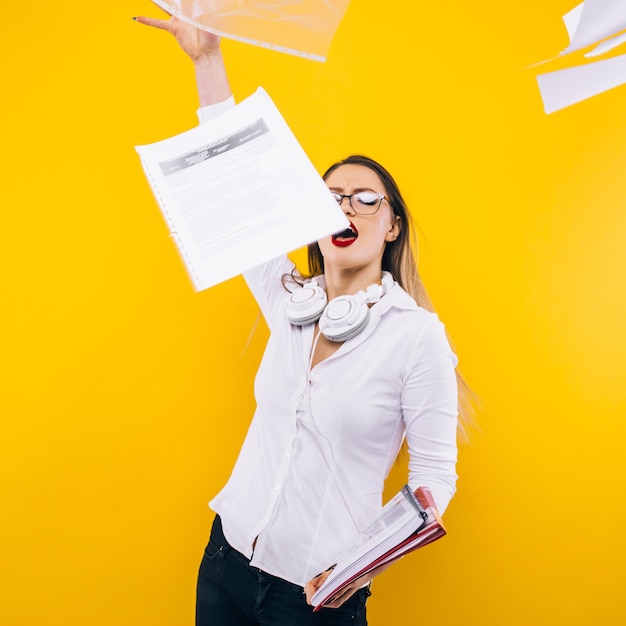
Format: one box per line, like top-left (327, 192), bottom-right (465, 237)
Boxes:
top-left (331, 221), bottom-right (358, 247)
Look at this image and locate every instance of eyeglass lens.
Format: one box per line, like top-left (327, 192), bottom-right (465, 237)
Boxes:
top-left (331, 192), bottom-right (383, 214)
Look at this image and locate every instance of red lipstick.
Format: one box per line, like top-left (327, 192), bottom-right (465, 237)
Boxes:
top-left (331, 221), bottom-right (358, 247)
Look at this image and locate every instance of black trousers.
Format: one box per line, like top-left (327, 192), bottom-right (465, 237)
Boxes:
top-left (196, 515), bottom-right (369, 626)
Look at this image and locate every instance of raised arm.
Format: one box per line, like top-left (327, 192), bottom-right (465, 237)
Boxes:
top-left (134, 8), bottom-right (232, 107)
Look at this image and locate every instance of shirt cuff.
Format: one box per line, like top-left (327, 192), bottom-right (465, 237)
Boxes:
top-left (196, 96), bottom-right (236, 125)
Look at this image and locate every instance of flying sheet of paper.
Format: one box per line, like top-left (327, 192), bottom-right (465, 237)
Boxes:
top-left (135, 87), bottom-right (348, 291)
top-left (152, 0), bottom-right (351, 61)
top-left (537, 52), bottom-right (626, 114)
top-left (563, 1), bottom-right (626, 56)
top-left (536, 0), bottom-right (626, 113)
top-left (586, 31), bottom-right (626, 57)
top-left (563, 3), bottom-right (584, 40)
top-left (562, 0), bottom-right (626, 54)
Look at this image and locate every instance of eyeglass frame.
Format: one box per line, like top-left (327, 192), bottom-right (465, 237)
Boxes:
top-left (330, 191), bottom-right (390, 215)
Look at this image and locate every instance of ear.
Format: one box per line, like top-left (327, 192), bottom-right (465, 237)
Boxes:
top-left (385, 215), bottom-right (402, 242)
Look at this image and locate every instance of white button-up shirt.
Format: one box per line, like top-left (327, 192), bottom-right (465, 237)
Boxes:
top-left (210, 256), bottom-right (458, 586)
top-left (197, 100), bottom-right (458, 587)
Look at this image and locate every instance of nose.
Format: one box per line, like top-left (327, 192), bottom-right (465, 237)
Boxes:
top-left (338, 195), bottom-right (355, 215)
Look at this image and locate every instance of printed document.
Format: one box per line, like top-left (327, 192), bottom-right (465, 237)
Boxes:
top-left (136, 88), bottom-right (348, 290)
top-left (311, 486), bottom-right (446, 610)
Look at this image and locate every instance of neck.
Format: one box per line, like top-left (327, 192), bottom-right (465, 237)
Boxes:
top-left (323, 265), bottom-right (384, 301)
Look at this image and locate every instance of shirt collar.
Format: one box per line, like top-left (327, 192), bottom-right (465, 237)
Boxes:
top-left (368, 279), bottom-right (418, 323)
top-left (311, 274), bottom-right (419, 321)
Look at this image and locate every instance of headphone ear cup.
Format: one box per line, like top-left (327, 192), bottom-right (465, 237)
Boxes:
top-left (286, 284), bottom-right (328, 326)
top-left (319, 295), bottom-right (370, 342)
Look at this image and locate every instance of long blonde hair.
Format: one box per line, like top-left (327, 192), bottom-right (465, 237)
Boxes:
top-left (306, 155), bottom-right (475, 433)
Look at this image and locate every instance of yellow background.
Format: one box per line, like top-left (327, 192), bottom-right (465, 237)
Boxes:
top-left (2, 1), bottom-right (625, 624)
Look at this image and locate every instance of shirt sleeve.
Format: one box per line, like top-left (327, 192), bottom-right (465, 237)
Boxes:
top-left (402, 315), bottom-right (459, 515)
top-left (196, 98), bottom-right (296, 329)
top-left (196, 96), bottom-right (236, 125)
top-left (243, 256), bottom-right (297, 331)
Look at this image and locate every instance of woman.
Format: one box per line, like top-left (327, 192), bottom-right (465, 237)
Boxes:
top-left (135, 9), bottom-right (461, 626)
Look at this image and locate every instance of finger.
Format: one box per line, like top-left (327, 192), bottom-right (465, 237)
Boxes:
top-left (133, 15), bottom-right (171, 32)
top-left (324, 597), bottom-right (344, 609)
top-left (324, 585), bottom-right (355, 609)
top-left (303, 580), bottom-right (320, 605)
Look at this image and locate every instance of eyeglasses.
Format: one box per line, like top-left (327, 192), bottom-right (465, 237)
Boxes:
top-left (330, 191), bottom-right (389, 215)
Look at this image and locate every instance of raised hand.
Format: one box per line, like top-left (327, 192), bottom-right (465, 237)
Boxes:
top-left (134, 3), bottom-right (231, 107)
top-left (134, 11), bottom-right (221, 63)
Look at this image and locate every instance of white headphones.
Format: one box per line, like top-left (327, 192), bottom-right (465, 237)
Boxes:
top-left (286, 272), bottom-right (395, 342)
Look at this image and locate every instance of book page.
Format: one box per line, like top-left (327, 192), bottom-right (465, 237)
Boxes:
top-left (311, 486), bottom-right (445, 610)
top-left (311, 486), bottom-right (426, 608)
top-left (136, 87), bottom-right (348, 290)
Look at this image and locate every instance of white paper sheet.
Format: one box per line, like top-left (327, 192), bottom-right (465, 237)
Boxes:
top-left (563, 3), bottom-right (584, 41)
top-left (586, 31), bottom-right (626, 57)
top-left (562, 1), bottom-right (626, 55)
top-left (135, 87), bottom-right (348, 290)
top-left (563, 0), bottom-right (626, 54)
top-left (535, 1), bottom-right (626, 113)
top-left (151, 0), bottom-right (351, 61)
top-left (537, 52), bottom-right (626, 113)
